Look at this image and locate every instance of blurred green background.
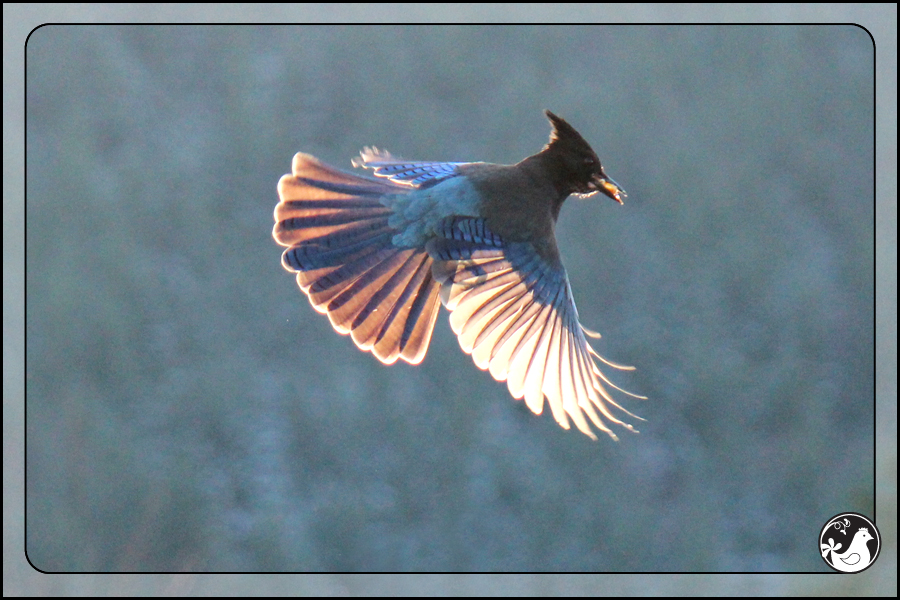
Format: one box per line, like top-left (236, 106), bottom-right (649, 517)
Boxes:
top-left (24, 24), bottom-right (876, 574)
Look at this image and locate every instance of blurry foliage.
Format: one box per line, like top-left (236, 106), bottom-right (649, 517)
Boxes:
top-left (25, 25), bottom-right (874, 572)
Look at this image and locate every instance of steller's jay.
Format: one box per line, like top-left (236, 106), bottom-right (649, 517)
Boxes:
top-left (273, 110), bottom-right (643, 439)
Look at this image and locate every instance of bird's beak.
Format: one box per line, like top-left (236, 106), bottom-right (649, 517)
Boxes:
top-left (591, 174), bottom-right (626, 204)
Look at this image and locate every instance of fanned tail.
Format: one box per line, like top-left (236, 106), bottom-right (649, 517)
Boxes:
top-left (273, 152), bottom-right (441, 365)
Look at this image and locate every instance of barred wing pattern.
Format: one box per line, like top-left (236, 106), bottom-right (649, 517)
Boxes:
top-left (427, 217), bottom-right (642, 440)
top-left (352, 147), bottom-right (473, 189)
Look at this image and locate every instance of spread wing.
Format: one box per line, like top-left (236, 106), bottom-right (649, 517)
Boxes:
top-left (427, 217), bottom-right (643, 440)
top-left (352, 147), bottom-right (474, 189)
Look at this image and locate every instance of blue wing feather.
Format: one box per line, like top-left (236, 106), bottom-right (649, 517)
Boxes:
top-left (425, 216), bottom-right (640, 440)
top-left (352, 147), bottom-right (472, 189)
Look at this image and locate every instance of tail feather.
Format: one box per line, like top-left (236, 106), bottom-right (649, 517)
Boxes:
top-left (307, 247), bottom-right (395, 310)
top-left (324, 248), bottom-right (412, 325)
top-left (364, 251), bottom-right (440, 365)
top-left (348, 250), bottom-right (424, 338)
top-left (279, 152), bottom-right (397, 197)
top-left (274, 204), bottom-right (392, 247)
top-left (274, 152), bottom-right (442, 365)
top-left (390, 263), bottom-right (441, 364)
top-left (283, 229), bottom-right (394, 273)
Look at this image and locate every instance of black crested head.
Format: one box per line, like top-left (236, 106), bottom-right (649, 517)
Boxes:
top-left (542, 110), bottom-right (625, 204)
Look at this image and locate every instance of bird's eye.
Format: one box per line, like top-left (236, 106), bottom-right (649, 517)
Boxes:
top-left (583, 157), bottom-right (595, 165)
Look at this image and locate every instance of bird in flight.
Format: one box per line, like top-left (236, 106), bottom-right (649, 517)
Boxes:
top-left (273, 110), bottom-right (643, 439)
